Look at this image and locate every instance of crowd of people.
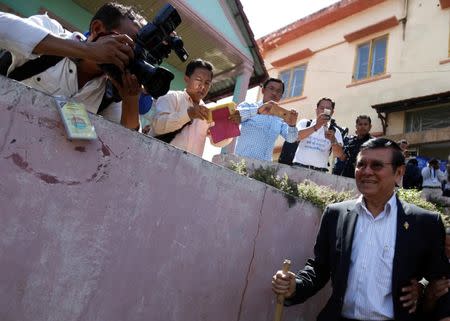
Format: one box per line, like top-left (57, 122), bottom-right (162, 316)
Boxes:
top-left (1, 2), bottom-right (450, 321)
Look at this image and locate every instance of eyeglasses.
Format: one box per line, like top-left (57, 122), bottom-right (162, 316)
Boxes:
top-left (356, 160), bottom-right (393, 171)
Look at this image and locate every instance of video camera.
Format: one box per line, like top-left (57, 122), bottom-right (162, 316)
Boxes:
top-left (101, 4), bottom-right (189, 99)
top-left (328, 118), bottom-right (348, 138)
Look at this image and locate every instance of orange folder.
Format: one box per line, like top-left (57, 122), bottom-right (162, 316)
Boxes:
top-left (207, 102), bottom-right (240, 143)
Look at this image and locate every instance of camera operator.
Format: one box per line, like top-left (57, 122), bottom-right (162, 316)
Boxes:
top-left (334, 115), bottom-right (373, 178)
top-left (0, 3), bottom-right (144, 130)
top-left (292, 98), bottom-right (344, 172)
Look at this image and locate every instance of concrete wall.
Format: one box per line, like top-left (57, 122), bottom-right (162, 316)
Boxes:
top-left (0, 77), bottom-right (334, 321)
top-left (261, 0), bottom-right (450, 136)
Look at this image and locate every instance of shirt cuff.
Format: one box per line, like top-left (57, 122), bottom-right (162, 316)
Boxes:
top-left (238, 107), bottom-right (258, 122)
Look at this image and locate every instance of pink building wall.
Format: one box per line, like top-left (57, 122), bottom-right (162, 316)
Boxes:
top-left (0, 78), bottom-right (330, 321)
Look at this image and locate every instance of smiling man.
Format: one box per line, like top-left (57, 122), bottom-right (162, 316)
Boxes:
top-left (272, 138), bottom-right (450, 321)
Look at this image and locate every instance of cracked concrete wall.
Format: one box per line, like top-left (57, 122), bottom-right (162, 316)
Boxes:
top-left (0, 77), bottom-right (330, 321)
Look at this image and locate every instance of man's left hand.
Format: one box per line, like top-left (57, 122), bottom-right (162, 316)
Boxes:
top-left (283, 109), bottom-right (298, 127)
top-left (228, 110), bottom-right (241, 124)
top-left (400, 278), bottom-right (421, 314)
top-left (325, 129), bottom-right (336, 142)
top-left (109, 70), bottom-right (142, 99)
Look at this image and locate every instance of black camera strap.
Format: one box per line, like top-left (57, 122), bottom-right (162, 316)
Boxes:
top-left (154, 120), bottom-right (192, 144)
top-left (0, 51), bottom-right (63, 81)
top-left (0, 50), bottom-right (120, 114)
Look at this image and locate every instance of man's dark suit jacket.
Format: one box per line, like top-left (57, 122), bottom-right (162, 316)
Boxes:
top-left (285, 197), bottom-right (450, 321)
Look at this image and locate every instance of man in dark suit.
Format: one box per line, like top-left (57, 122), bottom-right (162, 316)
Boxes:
top-left (272, 138), bottom-right (450, 321)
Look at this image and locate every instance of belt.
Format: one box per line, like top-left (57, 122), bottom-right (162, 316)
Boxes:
top-left (293, 162), bottom-right (328, 172)
top-left (422, 186), bottom-right (442, 189)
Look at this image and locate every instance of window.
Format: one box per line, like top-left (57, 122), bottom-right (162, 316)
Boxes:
top-left (353, 35), bottom-right (388, 81)
top-left (279, 64), bottom-right (307, 99)
top-left (405, 104), bottom-right (450, 133)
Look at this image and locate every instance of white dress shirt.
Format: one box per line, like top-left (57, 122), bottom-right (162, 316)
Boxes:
top-left (151, 90), bottom-right (231, 157)
top-left (0, 13), bottom-right (121, 122)
top-left (422, 166), bottom-right (446, 188)
top-left (341, 193), bottom-right (398, 321)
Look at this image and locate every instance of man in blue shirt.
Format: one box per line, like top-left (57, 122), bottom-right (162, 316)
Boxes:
top-left (234, 78), bottom-right (298, 161)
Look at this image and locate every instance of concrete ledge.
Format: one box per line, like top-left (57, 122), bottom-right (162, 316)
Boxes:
top-left (213, 153), bottom-right (358, 195)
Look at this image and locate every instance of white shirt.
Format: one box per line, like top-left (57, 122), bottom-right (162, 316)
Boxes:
top-left (292, 119), bottom-right (343, 169)
top-left (341, 193), bottom-right (398, 320)
top-left (422, 166), bottom-right (446, 188)
top-left (151, 90), bottom-right (231, 157)
top-left (0, 13), bottom-right (120, 122)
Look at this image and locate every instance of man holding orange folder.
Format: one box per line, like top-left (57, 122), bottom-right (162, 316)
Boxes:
top-left (151, 59), bottom-right (239, 156)
top-left (234, 78), bottom-right (298, 161)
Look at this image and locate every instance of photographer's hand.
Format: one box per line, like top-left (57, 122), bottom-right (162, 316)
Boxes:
top-left (108, 71), bottom-right (142, 130)
top-left (325, 129), bottom-right (336, 142)
top-left (86, 34), bottom-right (135, 71)
top-left (316, 113), bottom-right (329, 128)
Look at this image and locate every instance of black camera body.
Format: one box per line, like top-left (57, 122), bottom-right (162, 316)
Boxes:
top-left (101, 4), bottom-right (189, 99)
top-left (328, 118), bottom-right (337, 131)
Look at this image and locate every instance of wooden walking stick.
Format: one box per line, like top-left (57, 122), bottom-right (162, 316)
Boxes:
top-left (274, 259), bottom-right (292, 321)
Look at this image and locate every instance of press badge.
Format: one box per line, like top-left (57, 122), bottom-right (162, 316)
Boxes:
top-left (54, 96), bottom-right (97, 140)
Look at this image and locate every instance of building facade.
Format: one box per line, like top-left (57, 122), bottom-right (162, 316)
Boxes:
top-left (258, 0), bottom-right (450, 160)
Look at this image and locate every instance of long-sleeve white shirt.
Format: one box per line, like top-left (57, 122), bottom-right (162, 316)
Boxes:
top-left (422, 166), bottom-right (446, 188)
top-left (0, 12), bottom-right (121, 121)
top-left (151, 90), bottom-right (231, 157)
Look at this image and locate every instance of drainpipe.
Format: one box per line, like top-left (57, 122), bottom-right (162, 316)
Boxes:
top-left (398, 0), bottom-right (409, 40)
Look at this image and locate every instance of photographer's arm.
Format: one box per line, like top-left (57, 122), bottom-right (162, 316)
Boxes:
top-left (325, 130), bottom-right (344, 160)
top-left (331, 141), bottom-right (345, 160)
top-left (0, 12), bottom-right (134, 71)
top-left (297, 114), bottom-right (329, 141)
top-left (33, 34), bottom-right (134, 71)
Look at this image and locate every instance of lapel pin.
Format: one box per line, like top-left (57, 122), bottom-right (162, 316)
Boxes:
top-left (403, 222), bottom-right (409, 230)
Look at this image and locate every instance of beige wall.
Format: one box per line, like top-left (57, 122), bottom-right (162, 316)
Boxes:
top-left (261, 0), bottom-right (450, 138)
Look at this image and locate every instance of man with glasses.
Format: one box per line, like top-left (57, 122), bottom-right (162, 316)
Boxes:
top-left (291, 98), bottom-right (344, 172)
top-left (234, 78), bottom-right (298, 161)
top-left (272, 138), bottom-right (450, 321)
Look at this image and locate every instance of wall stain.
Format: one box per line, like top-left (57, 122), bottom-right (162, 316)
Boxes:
top-left (5, 152), bottom-right (105, 186)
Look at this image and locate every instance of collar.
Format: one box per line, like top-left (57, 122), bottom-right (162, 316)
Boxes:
top-left (355, 192), bottom-right (397, 220)
top-left (182, 89), bottom-right (204, 106)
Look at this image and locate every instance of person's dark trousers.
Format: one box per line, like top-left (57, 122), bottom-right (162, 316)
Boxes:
top-left (278, 141), bottom-right (299, 166)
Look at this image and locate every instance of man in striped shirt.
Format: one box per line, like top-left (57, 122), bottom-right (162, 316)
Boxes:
top-left (234, 78), bottom-right (298, 161)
